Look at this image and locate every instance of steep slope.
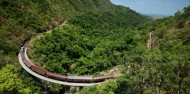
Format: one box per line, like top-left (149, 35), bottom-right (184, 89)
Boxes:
top-left (29, 8), bottom-right (149, 75)
top-left (0, 0), bottom-right (151, 93)
top-left (122, 6), bottom-right (190, 94)
top-left (0, 0), bottom-right (149, 65)
top-left (0, 0), bottom-right (115, 66)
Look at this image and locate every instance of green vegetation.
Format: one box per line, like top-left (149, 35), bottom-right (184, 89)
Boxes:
top-left (79, 6), bottom-right (190, 94)
top-left (80, 80), bottom-right (118, 94)
top-left (0, 0), bottom-right (190, 93)
top-left (0, 64), bottom-right (32, 93)
top-left (0, 0), bottom-right (150, 93)
top-left (0, 0), bottom-right (114, 66)
top-left (30, 11), bottom-right (149, 75)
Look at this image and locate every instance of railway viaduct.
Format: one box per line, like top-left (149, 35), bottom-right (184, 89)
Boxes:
top-left (18, 48), bottom-right (103, 86)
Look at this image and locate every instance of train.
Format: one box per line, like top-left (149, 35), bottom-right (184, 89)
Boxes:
top-left (19, 47), bottom-right (115, 83)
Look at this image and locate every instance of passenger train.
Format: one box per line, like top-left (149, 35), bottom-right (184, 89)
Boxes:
top-left (19, 47), bottom-right (115, 83)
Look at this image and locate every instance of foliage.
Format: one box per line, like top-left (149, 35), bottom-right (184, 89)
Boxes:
top-left (30, 5), bottom-right (190, 94)
top-left (79, 80), bottom-right (118, 94)
top-left (113, 6), bottom-right (190, 94)
top-left (69, 10), bottom-right (149, 30)
top-left (0, 64), bottom-right (32, 94)
top-left (0, 0), bottom-right (140, 93)
top-left (30, 10), bottom-right (149, 75)
top-left (0, 0), bottom-right (190, 93)
top-left (175, 6), bottom-right (190, 28)
top-left (0, 0), bottom-right (115, 61)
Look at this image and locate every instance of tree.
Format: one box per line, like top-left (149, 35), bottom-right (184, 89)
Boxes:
top-left (0, 64), bottom-right (32, 94)
top-left (80, 80), bottom-right (117, 94)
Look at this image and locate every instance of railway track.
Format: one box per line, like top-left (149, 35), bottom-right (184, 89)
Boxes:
top-left (18, 21), bottom-right (115, 86)
top-left (18, 50), bottom-right (103, 86)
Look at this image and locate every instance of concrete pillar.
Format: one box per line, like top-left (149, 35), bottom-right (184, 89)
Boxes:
top-left (76, 86), bottom-right (83, 92)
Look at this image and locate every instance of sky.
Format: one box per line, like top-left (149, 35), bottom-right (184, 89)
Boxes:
top-left (110, 0), bottom-right (190, 16)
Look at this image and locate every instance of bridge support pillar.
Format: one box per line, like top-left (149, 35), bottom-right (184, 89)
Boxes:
top-left (76, 86), bottom-right (83, 92)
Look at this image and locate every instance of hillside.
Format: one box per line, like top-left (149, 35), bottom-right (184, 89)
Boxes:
top-left (28, 10), bottom-right (149, 75)
top-left (1, 0), bottom-right (189, 93)
top-left (0, 0), bottom-right (150, 93)
top-left (0, 0), bottom-right (115, 65)
top-left (28, 5), bottom-right (190, 94)
top-left (79, 6), bottom-right (190, 94)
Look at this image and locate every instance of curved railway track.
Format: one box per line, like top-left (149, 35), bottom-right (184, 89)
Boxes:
top-left (18, 21), bottom-right (115, 86)
top-left (18, 49), bottom-right (103, 86)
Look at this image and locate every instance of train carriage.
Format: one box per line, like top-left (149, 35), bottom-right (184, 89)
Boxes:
top-left (46, 72), bottom-right (67, 81)
top-left (22, 58), bottom-right (33, 68)
top-left (67, 76), bottom-right (94, 83)
top-left (93, 74), bottom-right (115, 82)
top-left (31, 66), bottom-right (47, 75)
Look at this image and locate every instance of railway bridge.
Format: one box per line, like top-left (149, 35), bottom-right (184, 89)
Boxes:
top-left (18, 47), bottom-right (114, 86)
top-left (18, 20), bottom-right (115, 87)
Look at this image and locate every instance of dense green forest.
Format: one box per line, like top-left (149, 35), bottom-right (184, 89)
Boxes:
top-left (29, 5), bottom-right (190, 94)
top-left (79, 6), bottom-right (190, 94)
top-left (0, 0), bottom-right (114, 67)
top-left (0, 0), bottom-right (190, 93)
top-left (29, 11), bottom-right (149, 75)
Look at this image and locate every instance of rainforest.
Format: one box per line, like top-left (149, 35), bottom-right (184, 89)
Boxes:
top-left (0, 0), bottom-right (190, 94)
